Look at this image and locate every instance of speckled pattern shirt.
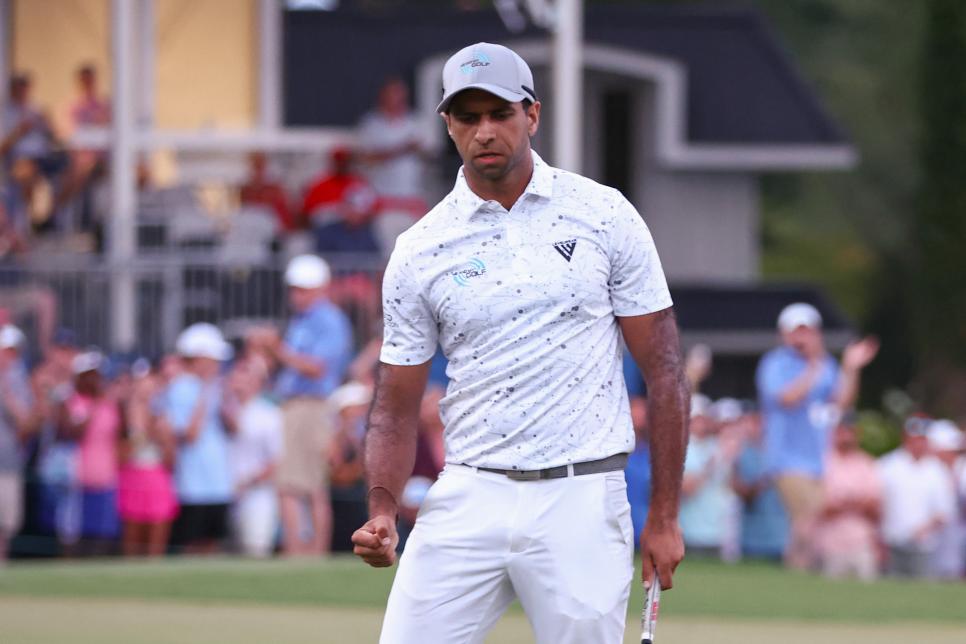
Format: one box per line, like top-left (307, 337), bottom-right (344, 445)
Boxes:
top-left (380, 151), bottom-right (672, 469)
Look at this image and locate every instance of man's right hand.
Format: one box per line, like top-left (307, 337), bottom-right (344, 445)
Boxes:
top-left (352, 515), bottom-right (399, 567)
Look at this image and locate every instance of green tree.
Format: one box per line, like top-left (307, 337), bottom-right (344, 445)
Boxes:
top-left (907, 0), bottom-right (966, 412)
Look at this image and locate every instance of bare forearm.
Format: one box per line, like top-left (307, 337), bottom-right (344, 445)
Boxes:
top-left (778, 361), bottom-right (822, 407)
top-left (364, 363), bottom-right (429, 519)
top-left (620, 309), bottom-right (689, 525)
top-left (647, 367), bottom-right (689, 523)
top-left (834, 366), bottom-right (860, 409)
top-left (278, 348), bottom-right (325, 379)
top-left (365, 413), bottom-right (418, 519)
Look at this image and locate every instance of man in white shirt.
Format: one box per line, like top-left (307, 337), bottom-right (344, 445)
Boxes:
top-left (225, 357), bottom-right (283, 557)
top-left (926, 419), bottom-right (965, 578)
top-left (351, 43), bottom-right (689, 644)
top-left (357, 78), bottom-right (428, 201)
top-left (878, 416), bottom-right (956, 577)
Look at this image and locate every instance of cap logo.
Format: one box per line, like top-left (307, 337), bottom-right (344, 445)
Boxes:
top-left (459, 51), bottom-right (491, 74)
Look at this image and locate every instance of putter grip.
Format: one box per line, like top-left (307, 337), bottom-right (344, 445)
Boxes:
top-left (640, 580), bottom-right (660, 643)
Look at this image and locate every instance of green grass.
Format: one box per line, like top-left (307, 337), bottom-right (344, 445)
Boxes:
top-left (2, 556), bottom-right (964, 624)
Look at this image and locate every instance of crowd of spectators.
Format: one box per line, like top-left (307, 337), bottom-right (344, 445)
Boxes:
top-left (0, 253), bottom-right (382, 560)
top-left (624, 302), bottom-right (966, 581)
top-left (2, 70), bottom-right (430, 263)
top-left (1, 71), bottom-right (964, 582)
top-left (1, 65), bottom-right (110, 239)
top-left (2, 286), bottom-right (964, 583)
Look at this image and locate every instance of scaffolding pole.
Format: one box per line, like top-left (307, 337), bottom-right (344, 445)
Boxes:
top-left (258, 0), bottom-right (283, 130)
top-left (552, 0), bottom-right (583, 173)
top-left (109, 0), bottom-right (137, 351)
top-left (0, 0), bottom-right (10, 119)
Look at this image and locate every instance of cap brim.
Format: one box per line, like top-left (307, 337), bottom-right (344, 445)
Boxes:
top-left (286, 278), bottom-right (327, 289)
top-left (437, 83), bottom-right (529, 113)
top-left (181, 344), bottom-right (233, 361)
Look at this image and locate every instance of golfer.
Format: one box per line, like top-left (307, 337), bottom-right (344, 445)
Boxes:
top-left (352, 42), bottom-right (689, 643)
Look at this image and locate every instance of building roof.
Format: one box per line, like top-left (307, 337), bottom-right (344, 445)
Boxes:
top-left (672, 282), bottom-right (854, 354)
top-left (284, 4), bottom-right (850, 150)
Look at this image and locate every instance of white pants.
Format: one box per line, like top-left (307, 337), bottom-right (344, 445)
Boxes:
top-left (233, 488), bottom-right (279, 557)
top-left (381, 465), bottom-right (633, 644)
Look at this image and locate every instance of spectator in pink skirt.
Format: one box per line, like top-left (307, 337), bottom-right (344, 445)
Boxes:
top-left (118, 359), bottom-right (179, 557)
top-left (57, 350), bottom-right (121, 556)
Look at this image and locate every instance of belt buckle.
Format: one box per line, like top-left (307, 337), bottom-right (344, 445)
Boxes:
top-left (505, 469), bottom-right (541, 481)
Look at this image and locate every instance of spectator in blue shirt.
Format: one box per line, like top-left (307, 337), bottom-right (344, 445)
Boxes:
top-left (250, 254), bottom-right (352, 555)
top-left (163, 323), bottom-right (235, 555)
top-left (732, 412), bottom-right (788, 562)
top-left (0, 325), bottom-right (34, 561)
top-left (624, 394), bottom-right (651, 550)
top-left (679, 395), bottom-right (734, 558)
top-left (756, 302), bottom-right (878, 569)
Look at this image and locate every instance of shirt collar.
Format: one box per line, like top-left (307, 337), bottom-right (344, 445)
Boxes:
top-left (449, 149), bottom-right (554, 219)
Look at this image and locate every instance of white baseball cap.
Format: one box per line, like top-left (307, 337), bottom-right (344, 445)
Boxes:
top-left (284, 254), bottom-right (331, 289)
top-left (176, 323), bottom-right (233, 361)
top-left (710, 397), bottom-right (743, 424)
top-left (690, 393), bottom-right (712, 419)
top-left (437, 42), bottom-right (537, 113)
top-left (329, 381), bottom-right (372, 412)
top-left (72, 350), bottom-right (104, 375)
top-left (0, 324), bottom-right (25, 350)
top-left (928, 419), bottom-right (964, 452)
top-left (777, 302), bottom-right (822, 333)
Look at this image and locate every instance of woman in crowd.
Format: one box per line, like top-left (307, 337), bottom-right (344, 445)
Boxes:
top-left (118, 359), bottom-right (179, 557)
top-left (57, 350), bottom-right (121, 556)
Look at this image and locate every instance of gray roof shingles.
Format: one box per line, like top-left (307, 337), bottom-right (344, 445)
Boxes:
top-left (284, 4), bottom-right (848, 146)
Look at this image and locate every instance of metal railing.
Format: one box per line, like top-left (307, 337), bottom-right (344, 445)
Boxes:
top-left (0, 251), bottom-right (387, 360)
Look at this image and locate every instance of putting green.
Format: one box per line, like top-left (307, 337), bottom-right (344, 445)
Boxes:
top-left (1, 596), bottom-right (963, 644)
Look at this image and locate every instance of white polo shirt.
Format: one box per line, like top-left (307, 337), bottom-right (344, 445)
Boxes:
top-left (877, 449), bottom-right (956, 548)
top-left (380, 151), bottom-right (672, 469)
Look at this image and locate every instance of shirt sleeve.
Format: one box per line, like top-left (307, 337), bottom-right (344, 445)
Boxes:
top-left (264, 405), bottom-right (284, 462)
top-left (756, 350), bottom-right (791, 406)
top-left (356, 114), bottom-right (384, 153)
top-left (308, 310), bottom-right (352, 366)
top-left (930, 465), bottom-right (957, 522)
top-left (379, 243), bottom-right (438, 366)
top-left (608, 193), bottom-right (673, 317)
top-left (163, 379), bottom-right (198, 436)
top-left (683, 445), bottom-right (704, 475)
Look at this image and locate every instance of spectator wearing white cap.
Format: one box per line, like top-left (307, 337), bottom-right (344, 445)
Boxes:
top-left (250, 254), bottom-right (352, 556)
top-left (878, 416), bottom-right (957, 577)
top-left (224, 356), bottom-right (283, 557)
top-left (926, 419), bottom-right (965, 578)
top-left (162, 323), bottom-right (235, 554)
top-left (327, 381), bottom-right (372, 552)
top-left (57, 349), bottom-right (122, 555)
top-left (756, 302), bottom-right (879, 570)
top-left (679, 395), bottom-right (733, 559)
top-left (0, 324), bottom-right (34, 560)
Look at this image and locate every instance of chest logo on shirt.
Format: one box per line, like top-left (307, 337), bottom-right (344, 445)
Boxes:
top-left (553, 239), bottom-right (577, 262)
top-left (452, 258), bottom-right (487, 286)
